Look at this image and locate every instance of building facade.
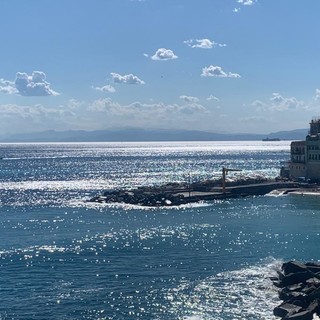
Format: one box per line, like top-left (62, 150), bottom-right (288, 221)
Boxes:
top-left (289, 117), bottom-right (320, 181)
top-left (289, 140), bottom-right (306, 178)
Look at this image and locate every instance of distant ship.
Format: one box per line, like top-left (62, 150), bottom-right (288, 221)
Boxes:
top-left (262, 137), bottom-right (281, 141)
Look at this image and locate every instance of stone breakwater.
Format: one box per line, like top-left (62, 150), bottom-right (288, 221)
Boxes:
top-left (272, 261), bottom-right (320, 319)
top-left (88, 179), bottom-right (299, 207)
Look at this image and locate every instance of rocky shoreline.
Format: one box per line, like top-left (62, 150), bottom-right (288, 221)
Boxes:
top-left (272, 261), bottom-right (320, 319)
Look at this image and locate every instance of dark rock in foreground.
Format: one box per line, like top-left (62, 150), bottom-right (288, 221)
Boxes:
top-left (273, 261), bottom-right (320, 319)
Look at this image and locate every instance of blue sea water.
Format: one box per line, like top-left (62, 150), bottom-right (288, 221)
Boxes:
top-left (0, 141), bottom-right (319, 319)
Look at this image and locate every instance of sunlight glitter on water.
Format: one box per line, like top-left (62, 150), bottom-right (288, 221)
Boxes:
top-left (0, 142), bottom-right (297, 319)
top-left (167, 258), bottom-right (282, 320)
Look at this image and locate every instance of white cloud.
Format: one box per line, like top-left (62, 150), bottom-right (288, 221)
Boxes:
top-left (0, 72), bottom-right (59, 96)
top-left (0, 79), bottom-right (17, 94)
top-left (15, 71), bottom-right (59, 96)
top-left (151, 48), bottom-right (178, 61)
top-left (184, 39), bottom-right (226, 49)
top-left (270, 93), bottom-right (304, 111)
top-left (314, 89), bottom-right (320, 101)
top-left (64, 99), bottom-right (85, 110)
top-left (179, 95), bottom-right (199, 103)
top-left (207, 94), bottom-right (220, 102)
top-left (251, 99), bottom-right (267, 111)
top-left (233, 0), bottom-right (256, 12)
top-left (201, 65), bottom-right (241, 78)
top-left (270, 93), bottom-right (285, 104)
top-left (111, 72), bottom-right (145, 85)
top-left (94, 85), bottom-right (116, 93)
top-left (237, 0), bottom-right (257, 5)
top-left (252, 93), bottom-right (306, 112)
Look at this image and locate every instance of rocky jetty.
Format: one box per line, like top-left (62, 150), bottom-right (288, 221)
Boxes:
top-left (88, 178), bottom-right (299, 207)
top-left (89, 187), bottom-right (188, 207)
top-left (89, 179), bottom-right (218, 207)
top-left (272, 261), bottom-right (320, 319)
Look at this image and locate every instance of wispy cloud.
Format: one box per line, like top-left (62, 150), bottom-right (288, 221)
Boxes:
top-left (314, 89), bottom-right (320, 102)
top-left (251, 100), bottom-right (267, 111)
top-left (88, 98), bottom-right (208, 128)
top-left (151, 48), bottom-right (178, 61)
top-left (0, 96), bottom-right (210, 134)
top-left (111, 72), bottom-right (145, 85)
top-left (0, 102), bottom-right (74, 134)
top-left (201, 65), bottom-right (241, 78)
top-left (89, 98), bottom-right (207, 115)
top-left (0, 71), bottom-right (59, 96)
top-left (93, 85), bottom-right (116, 93)
top-left (179, 95), bottom-right (199, 103)
top-left (184, 38), bottom-right (226, 49)
top-left (206, 94), bottom-right (220, 102)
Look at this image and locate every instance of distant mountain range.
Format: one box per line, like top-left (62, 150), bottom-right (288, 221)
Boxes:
top-left (0, 128), bottom-right (309, 142)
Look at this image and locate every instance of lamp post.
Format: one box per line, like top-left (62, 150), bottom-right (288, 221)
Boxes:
top-left (222, 167), bottom-right (242, 193)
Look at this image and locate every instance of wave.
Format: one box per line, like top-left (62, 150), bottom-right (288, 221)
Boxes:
top-left (166, 257), bottom-right (282, 320)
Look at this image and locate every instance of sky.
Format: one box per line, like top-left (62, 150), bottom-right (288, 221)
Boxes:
top-left (1, 0), bottom-right (320, 136)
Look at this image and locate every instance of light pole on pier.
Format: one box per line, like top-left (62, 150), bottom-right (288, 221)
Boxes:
top-left (222, 167), bottom-right (242, 193)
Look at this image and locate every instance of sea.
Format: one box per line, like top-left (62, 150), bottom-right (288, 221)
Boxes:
top-left (0, 140), bottom-right (319, 320)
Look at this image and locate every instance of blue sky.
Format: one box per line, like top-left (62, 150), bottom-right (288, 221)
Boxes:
top-left (0, 0), bottom-right (320, 135)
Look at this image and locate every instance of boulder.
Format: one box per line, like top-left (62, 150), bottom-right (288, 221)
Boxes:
top-left (274, 303), bottom-right (303, 318)
top-left (307, 287), bottom-right (320, 303)
top-left (284, 310), bottom-right (313, 320)
top-left (283, 261), bottom-right (309, 276)
top-left (273, 262), bottom-right (320, 319)
top-left (282, 271), bottom-right (315, 287)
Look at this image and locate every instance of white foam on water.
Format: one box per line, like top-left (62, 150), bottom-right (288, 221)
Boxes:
top-left (67, 199), bottom-right (212, 211)
top-left (266, 190), bottom-right (288, 197)
top-left (0, 179), bottom-right (117, 191)
top-left (166, 257), bottom-right (283, 320)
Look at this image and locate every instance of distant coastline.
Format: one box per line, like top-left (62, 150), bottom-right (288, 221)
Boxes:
top-left (262, 137), bottom-right (281, 142)
top-left (0, 128), bottom-right (308, 143)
